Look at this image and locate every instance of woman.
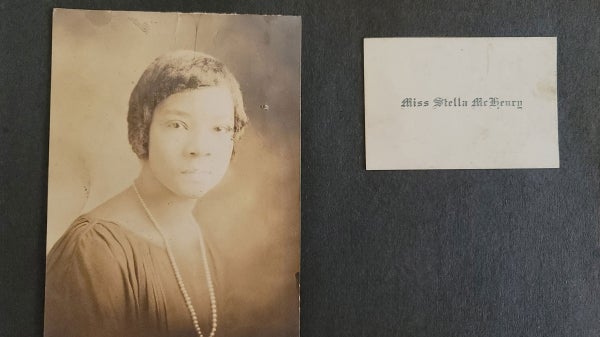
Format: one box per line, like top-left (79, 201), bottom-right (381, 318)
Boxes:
top-left (44, 50), bottom-right (248, 337)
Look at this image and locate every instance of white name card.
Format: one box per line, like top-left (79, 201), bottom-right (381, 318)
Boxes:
top-left (364, 37), bottom-right (558, 170)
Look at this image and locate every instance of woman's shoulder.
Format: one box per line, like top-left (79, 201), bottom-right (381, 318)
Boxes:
top-left (46, 211), bottom-right (162, 276)
top-left (44, 215), bottom-right (156, 337)
top-left (50, 186), bottom-right (156, 250)
top-left (47, 216), bottom-right (132, 267)
top-left (54, 214), bottom-right (135, 245)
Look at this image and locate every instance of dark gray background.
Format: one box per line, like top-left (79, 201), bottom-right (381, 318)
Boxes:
top-left (1, 0), bottom-right (600, 336)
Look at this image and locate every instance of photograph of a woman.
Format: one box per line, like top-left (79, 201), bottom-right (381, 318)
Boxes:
top-left (44, 9), bottom-right (300, 337)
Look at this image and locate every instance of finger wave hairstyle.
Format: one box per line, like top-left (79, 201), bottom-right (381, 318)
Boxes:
top-left (128, 50), bottom-right (249, 159)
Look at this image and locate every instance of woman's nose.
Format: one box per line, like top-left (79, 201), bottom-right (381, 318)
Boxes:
top-left (184, 131), bottom-right (212, 157)
top-left (187, 149), bottom-right (211, 157)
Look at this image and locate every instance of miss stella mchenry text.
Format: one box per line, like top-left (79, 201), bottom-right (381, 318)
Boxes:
top-left (400, 97), bottom-right (523, 109)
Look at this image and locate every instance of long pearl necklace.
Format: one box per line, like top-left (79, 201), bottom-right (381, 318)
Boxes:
top-left (133, 183), bottom-right (218, 337)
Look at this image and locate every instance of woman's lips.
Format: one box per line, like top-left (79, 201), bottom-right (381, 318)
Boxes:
top-left (181, 168), bottom-right (211, 174)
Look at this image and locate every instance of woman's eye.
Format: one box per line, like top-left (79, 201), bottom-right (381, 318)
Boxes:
top-left (167, 121), bottom-right (186, 129)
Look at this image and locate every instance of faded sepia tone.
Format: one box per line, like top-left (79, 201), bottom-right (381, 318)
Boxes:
top-left (46, 9), bottom-right (300, 337)
top-left (364, 37), bottom-right (558, 170)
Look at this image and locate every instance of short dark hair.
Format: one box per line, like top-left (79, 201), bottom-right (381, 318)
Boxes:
top-left (127, 50), bottom-right (248, 159)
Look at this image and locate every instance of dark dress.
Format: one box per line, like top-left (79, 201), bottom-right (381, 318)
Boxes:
top-left (44, 216), bottom-right (224, 337)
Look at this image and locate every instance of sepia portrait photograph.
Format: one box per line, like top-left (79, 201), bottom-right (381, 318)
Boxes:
top-left (44, 9), bottom-right (300, 337)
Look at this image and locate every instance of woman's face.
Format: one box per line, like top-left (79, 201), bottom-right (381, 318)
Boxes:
top-left (146, 86), bottom-right (235, 199)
